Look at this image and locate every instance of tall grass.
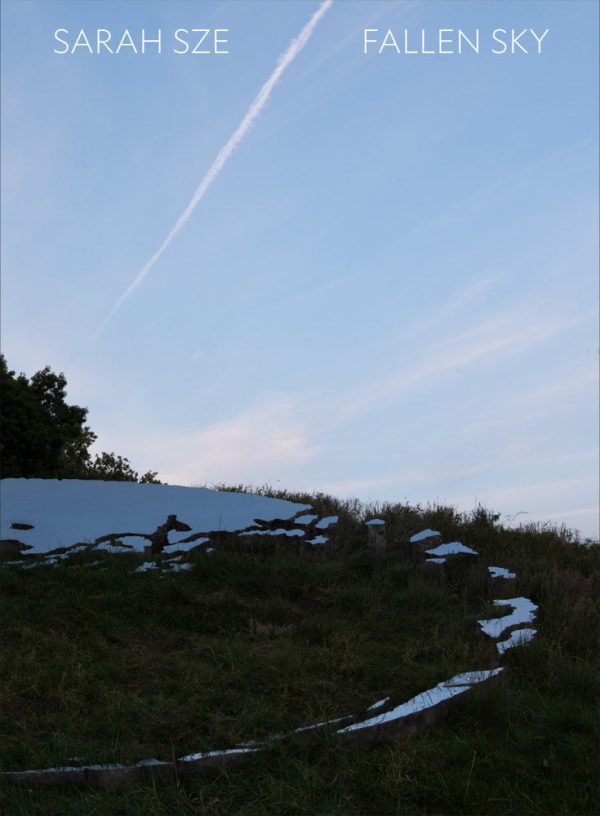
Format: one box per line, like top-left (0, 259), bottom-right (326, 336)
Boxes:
top-left (1, 489), bottom-right (598, 815)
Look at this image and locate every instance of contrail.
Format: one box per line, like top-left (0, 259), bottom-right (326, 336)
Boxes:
top-left (95, 0), bottom-right (333, 338)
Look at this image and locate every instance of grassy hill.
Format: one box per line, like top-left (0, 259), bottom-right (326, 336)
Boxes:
top-left (1, 487), bottom-right (598, 815)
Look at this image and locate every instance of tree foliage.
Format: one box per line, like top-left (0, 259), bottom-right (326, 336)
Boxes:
top-left (0, 355), bottom-right (160, 483)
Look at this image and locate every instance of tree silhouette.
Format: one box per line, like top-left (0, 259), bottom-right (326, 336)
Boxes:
top-left (0, 355), bottom-right (159, 483)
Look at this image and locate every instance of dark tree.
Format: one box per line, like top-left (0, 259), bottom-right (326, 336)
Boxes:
top-left (84, 451), bottom-right (160, 484)
top-left (0, 355), bottom-right (160, 483)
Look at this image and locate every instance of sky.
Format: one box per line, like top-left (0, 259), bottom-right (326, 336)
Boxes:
top-left (1, 0), bottom-right (598, 539)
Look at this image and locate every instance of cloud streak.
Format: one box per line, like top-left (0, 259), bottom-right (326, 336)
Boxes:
top-left (95, 0), bottom-right (334, 338)
top-left (340, 308), bottom-right (580, 420)
top-left (129, 396), bottom-right (320, 486)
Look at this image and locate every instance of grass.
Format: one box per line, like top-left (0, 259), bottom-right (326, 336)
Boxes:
top-left (1, 491), bottom-right (598, 815)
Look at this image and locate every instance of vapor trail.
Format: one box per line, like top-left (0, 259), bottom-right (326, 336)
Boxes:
top-left (95, 0), bottom-right (333, 338)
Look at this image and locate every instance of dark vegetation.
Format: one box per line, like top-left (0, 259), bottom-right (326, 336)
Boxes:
top-left (0, 355), bottom-right (159, 482)
top-left (1, 492), bottom-right (598, 815)
top-left (1, 357), bottom-right (598, 812)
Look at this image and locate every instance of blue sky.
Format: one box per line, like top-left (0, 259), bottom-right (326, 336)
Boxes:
top-left (2, 0), bottom-right (598, 538)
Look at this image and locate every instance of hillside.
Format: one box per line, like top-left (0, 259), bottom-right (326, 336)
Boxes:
top-left (0, 479), bottom-right (598, 815)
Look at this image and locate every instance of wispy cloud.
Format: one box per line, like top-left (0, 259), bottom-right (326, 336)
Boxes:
top-left (513, 369), bottom-right (599, 406)
top-left (411, 276), bottom-right (496, 333)
top-left (340, 308), bottom-right (580, 420)
top-left (95, 0), bottom-right (334, 338)
top-left (135, 396), bottom-right (320, 486)
top-left (463, 367), bottom-right (598, 436)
